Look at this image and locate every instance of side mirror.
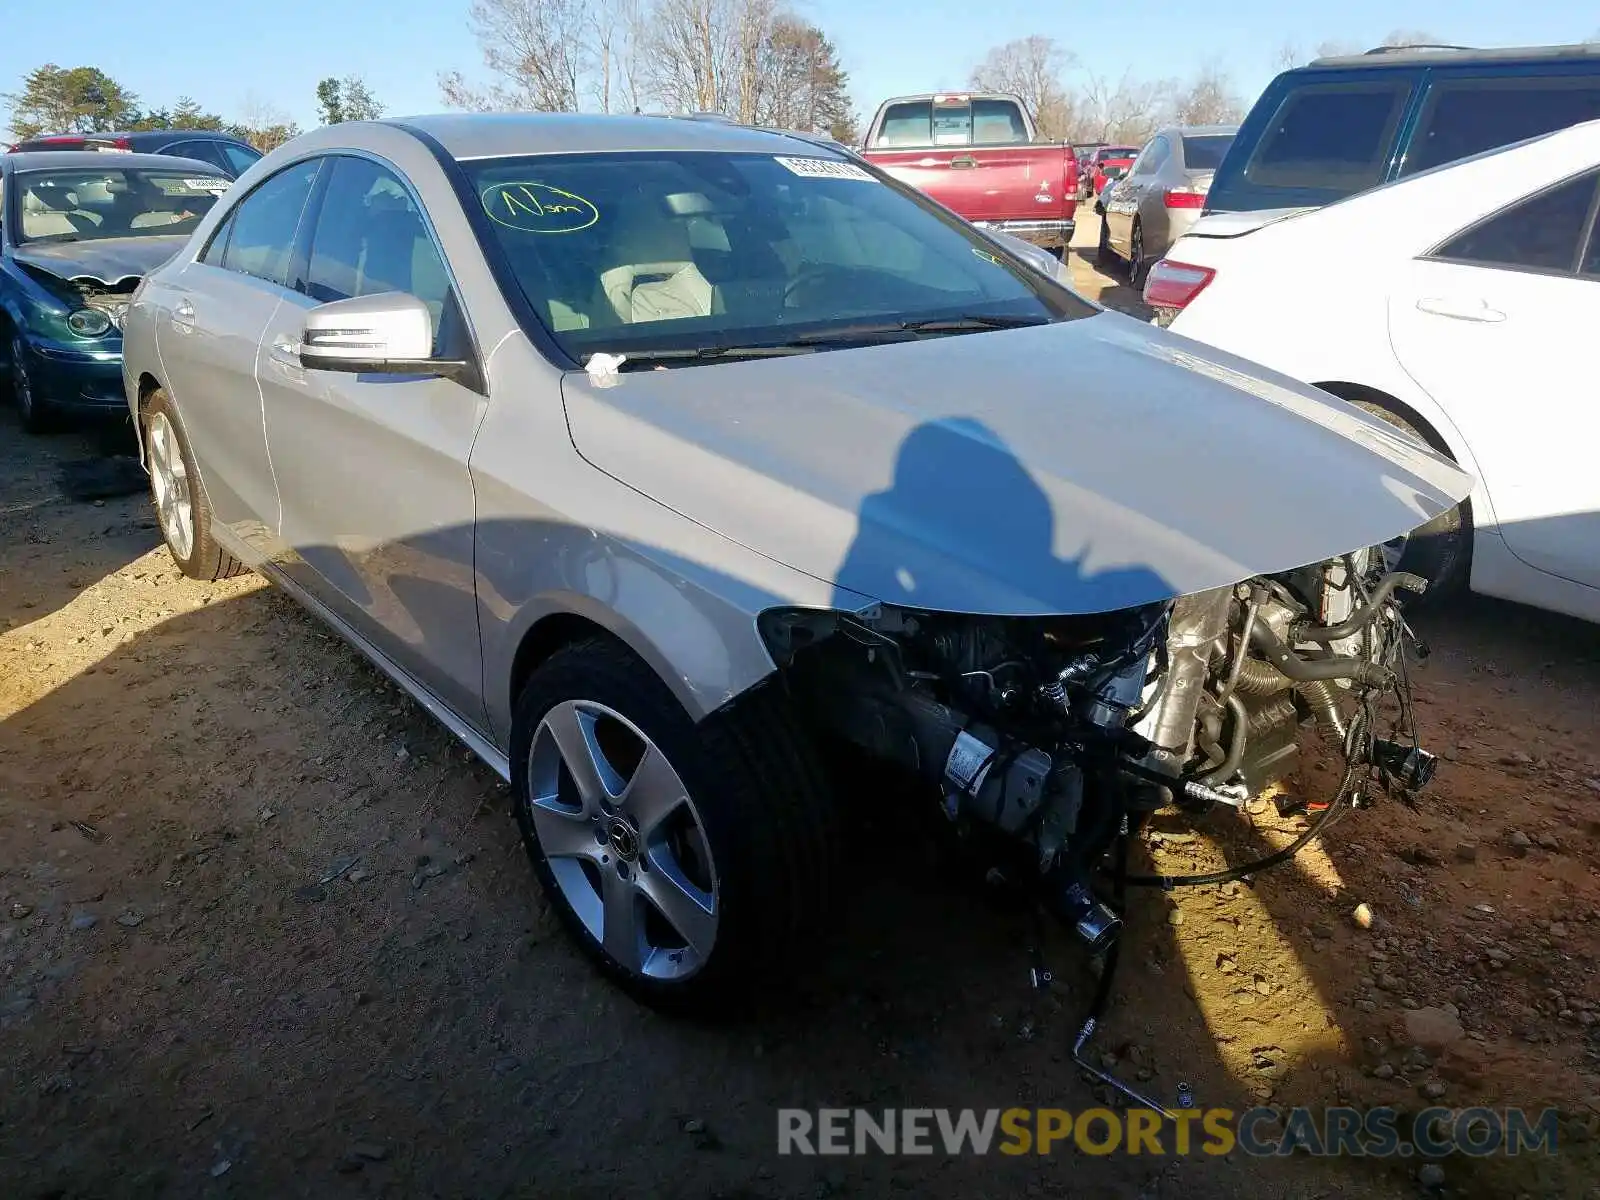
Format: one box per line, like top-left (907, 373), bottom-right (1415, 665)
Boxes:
top-left (298, 291), bottom-right (470, 383)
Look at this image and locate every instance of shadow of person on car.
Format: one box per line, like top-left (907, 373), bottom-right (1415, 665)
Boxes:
top-left (832, 416), bottom-right (1175, 617)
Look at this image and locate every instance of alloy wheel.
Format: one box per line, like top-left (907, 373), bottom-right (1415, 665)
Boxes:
top-left (525, 699), bottom-right (719, 981)
top-left (146, 411), bottom-right (195, 562)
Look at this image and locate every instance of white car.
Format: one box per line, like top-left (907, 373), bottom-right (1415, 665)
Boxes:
top-left (1149, 120), bottom-right (1600, 624)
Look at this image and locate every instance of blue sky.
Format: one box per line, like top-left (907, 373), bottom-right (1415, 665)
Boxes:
top-left (3, 0), bottom-right (1597, 141)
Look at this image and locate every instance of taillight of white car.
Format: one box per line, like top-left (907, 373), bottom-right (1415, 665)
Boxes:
top-left (1162, 186), bottom-right (1206, 209)
top-left (1143, 259), bottom-right (1215, 326)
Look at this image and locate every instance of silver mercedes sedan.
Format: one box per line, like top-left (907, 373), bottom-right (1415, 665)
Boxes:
top-left (122, 114), bottom-right (1468, 1013)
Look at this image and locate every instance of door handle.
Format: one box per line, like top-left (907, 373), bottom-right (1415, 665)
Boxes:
top-left (1416, 296), bottom-right (1506, 323)
top-left (949, 155), bottom-right (978, 169)
top-left (170, 299), bottom-right (195, 331)
top-left (269, 337), bottom-right (305, 375)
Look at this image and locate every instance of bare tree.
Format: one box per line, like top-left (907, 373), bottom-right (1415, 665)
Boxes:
top-left (1169, 63), bottom-right (1243, 126)
top-left (590, 0), bottom-right (646, 112)
top-left (1078, 69), bottom-right (1171, 145)
top-left (439, 0), bottom-right (590, 112)
top-left (233, 94), bottom-right (301, 151)
top-left (969, 36), bottom-right (1077, 140)
top-left (1381, 29), bottom-right (1449, 48)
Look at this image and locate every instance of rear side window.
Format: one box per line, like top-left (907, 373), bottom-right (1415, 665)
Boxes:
top-left (163, 140), bottom-right (228, 172)
top-left (1404, 75), bottom-right (1600, 176)
top-left (218, 160), bottom-right (320, 287)
top-left (877, 101), bottom-right (931, 147)
top-left (1431, 169), bottom-right (1600, 274)
top-left (1180, 135), bottom-right (1234, 171)
top-left (220, 143), bottom-right (261, 176)
top-left (1242, 80), bottom-right (1411, 193)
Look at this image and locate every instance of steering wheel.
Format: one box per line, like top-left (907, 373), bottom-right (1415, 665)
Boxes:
top-left (784, 265), bottom-right (842, 309)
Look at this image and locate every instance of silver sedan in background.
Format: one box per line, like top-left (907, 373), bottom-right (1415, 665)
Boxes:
top-left (1098, 124), bottom-right (1237, 284)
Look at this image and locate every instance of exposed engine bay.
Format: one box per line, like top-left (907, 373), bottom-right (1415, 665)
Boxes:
top-left (762, 551), bottom-right (1436, 1109)
top-left (18, 263), bottom-right (137, 331)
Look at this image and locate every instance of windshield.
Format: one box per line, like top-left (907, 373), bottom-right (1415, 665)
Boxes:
top-left (1180, 135), bottom-right (1235, 170)
top-left (463, 151), bottom-right (1094, 361)
top-left (12, 167), bottom-right (229, 244)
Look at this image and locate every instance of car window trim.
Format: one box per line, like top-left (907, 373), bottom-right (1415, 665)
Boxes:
top-left (194, 156), bottom-right (323, 286)
top-left (295, 148), bottom-right (487, 395)
top-left (1420, 165), bottom-right (1600, 280)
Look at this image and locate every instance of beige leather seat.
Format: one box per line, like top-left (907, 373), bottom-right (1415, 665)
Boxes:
top-left (597, 208), bottom-right (712, 325)
top-left (20, 191), bottom-right (84, 239)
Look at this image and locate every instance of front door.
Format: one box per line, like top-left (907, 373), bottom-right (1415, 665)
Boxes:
top-left (1388, 167), bottom-right (1600, 590)
top-left (153, 159), bottom-right (320, 547)
top-left (259, 154), bottom-right (488, 725)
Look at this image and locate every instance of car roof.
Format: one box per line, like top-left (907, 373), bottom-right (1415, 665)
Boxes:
top-left (1307, 41), bottom-right (1600, 69)
top-left (18, 130), bottom-right (247, 143)
top-left (1161, 125), bottom-right (1241, 138)
top-left (3, 150), bottom-right (227, 172)
top-left (382, 112), bottom-right (843, 161)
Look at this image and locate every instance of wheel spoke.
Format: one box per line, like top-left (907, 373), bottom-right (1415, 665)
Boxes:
top-left (638, 854), bottom-right (716, 958)
top-left (600, 868), bottom-right (645, 972)
top-left (527, 797), bottom-right (600, 862)
top-left (541, 702), bottom-right (624, 811)
top-left (620, 744), bottom-right (686, 837)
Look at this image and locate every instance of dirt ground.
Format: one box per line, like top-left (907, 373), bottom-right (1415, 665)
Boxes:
top-left (2, 218), bottom-right (1598, 1200)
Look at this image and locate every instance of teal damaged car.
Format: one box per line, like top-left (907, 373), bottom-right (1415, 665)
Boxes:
top-left (1, 150), bottom-right (229, 431)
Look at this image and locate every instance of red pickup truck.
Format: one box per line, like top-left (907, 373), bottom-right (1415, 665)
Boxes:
top-left (859, 92), bottom-right (1079, 258)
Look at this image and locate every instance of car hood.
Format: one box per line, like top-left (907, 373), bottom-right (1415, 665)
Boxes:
top-left (559, 313), bottom-right (1472, 617)
top-left (10, 236), bottom-right (187, 286)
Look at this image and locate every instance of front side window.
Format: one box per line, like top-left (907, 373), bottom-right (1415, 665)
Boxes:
top-left (1404, 75), bottom-right (1600, 176)
top-left (13, 167), bottom-right (230, 244)
top-left (1432, 169), bottom-right (1600, 275)
top-left (305, 156), bottom-right (454, 348)
top-left (463, 151), bottom-right (1093, 359)
top-left (217, 160), bottom-right (320, 287)
top-left (1242, 80), bottom-right (1411, 194)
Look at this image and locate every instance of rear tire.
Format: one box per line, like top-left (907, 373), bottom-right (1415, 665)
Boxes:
top-left (141, 389), bottom-right (244, 582)
top-left (1345, 396), bottom-right (1472, 603)
top-left (510, 637), bottom-right (842, 1013)
top-left (1129, 220), bottom-right (1151, 288)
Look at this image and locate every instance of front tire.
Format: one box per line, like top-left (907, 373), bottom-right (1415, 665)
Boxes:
top-left (141, 389), bottom-right (244, 581)
top-left (1347, 397), bottom-right (1472, 602)
top-left (510, 638), bottom-right (841, 1012)
top-left (1129, 220), bottom-right (1150, 288)
top-left (10, 333), bottom-right (54, 433)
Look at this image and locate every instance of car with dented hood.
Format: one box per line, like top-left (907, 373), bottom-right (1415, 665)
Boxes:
top-left (119, 114), bottom-right (1470, 1062)
top-left (2, 150), bottom-right (231, 430)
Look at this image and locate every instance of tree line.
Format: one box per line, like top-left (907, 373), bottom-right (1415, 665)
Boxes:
top-left (439, 0), bottom-right (857, 142)
top-left (2, 64), bottom-right (384, 151)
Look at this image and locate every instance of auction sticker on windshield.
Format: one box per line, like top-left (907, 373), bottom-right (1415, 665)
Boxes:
top-left (774, 157), bottom-right (874, 182)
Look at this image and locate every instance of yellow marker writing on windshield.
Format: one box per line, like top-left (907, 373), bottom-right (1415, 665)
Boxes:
top-left (482, 182), bottom-right (599, 233)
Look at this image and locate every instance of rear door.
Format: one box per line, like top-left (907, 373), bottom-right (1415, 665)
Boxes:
top-left (1388, 167), bottom-right (1600, 589)
top-left (152, 158), bottom-right (320, 547)
top-left (258, 153), bottom-right (488, 723)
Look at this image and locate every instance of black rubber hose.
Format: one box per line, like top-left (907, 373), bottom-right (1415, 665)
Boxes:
top-left (1199, 693), bottom-right (1248, 786)
top-left (1294, 571), bottom-right (1427, 643)
top-left (1251, 621), bottom-right (1393, 687)
top-left (1120, 716), bottom-right (1366, 890)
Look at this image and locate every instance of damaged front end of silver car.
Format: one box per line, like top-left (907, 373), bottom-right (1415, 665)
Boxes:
top-left (761, 547), bottom-right (1435, 1111)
